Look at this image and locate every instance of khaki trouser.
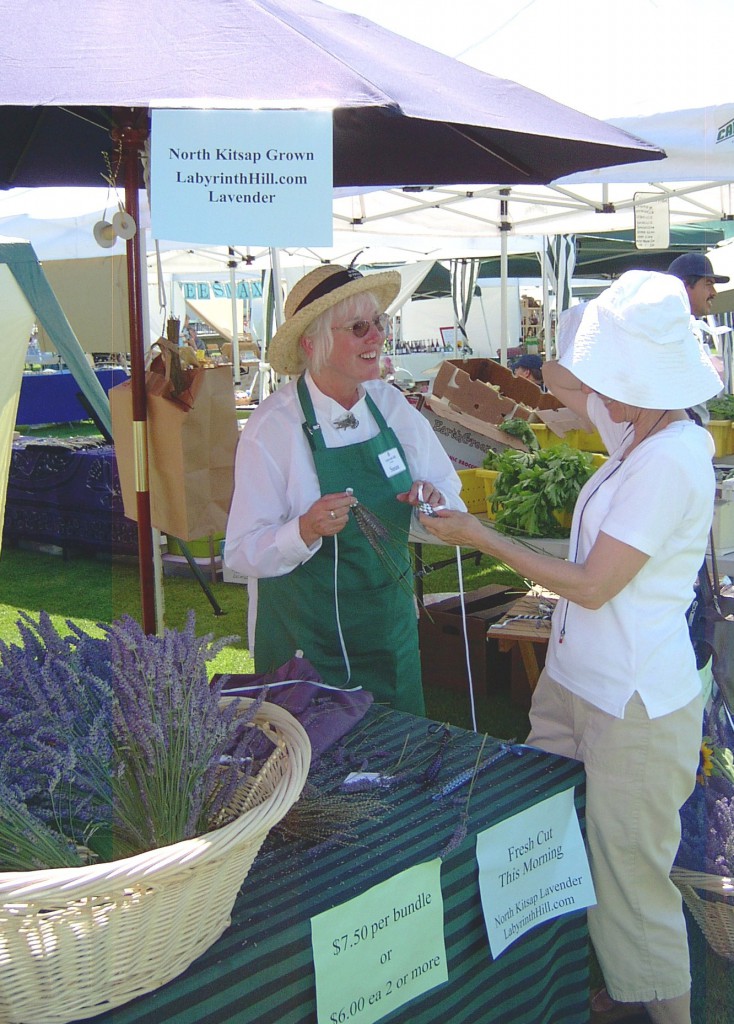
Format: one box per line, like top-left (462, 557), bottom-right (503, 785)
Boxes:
top-left (526, 670), bottom-right (702, 1004)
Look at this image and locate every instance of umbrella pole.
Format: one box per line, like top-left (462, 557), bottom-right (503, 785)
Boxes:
top-left (113, 117), bottom-right (157, 635)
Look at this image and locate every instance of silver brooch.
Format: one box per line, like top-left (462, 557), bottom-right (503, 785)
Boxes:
top-left (333, 412), bottom-right (360, 430)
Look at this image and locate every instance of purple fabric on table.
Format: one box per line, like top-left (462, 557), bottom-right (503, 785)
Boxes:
top-left (214, 655), bottom-right (373, 759)
top-left (6, 438), bottom-right (137, 554)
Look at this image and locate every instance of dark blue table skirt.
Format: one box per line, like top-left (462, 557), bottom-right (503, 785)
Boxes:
top-left (3, 437), bottom-right (138, 555)
top-left (16, 367), bottom-right (128, 426)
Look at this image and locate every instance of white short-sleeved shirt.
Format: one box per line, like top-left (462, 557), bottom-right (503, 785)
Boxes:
top-left (545, 394), bottom-right (715, 719)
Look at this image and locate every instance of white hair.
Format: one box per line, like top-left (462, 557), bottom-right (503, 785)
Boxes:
top-left (301, 292), bottom-right (382, 374)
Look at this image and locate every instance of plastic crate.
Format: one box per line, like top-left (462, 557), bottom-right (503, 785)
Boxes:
top-left (529, 423), bottom-right (575, 449)
top-left (573, 427), bottom-right (607, 453)
top-left (553, 509), bottom-right (574, 529)
top-left (707, 420), bottom-right (734, 458)
top-left (475, 468), bottom-right (499, 520)
top-left (457, 468), bottom-right (488, 513)
top-left (533, 422), bottom-right (606, 454)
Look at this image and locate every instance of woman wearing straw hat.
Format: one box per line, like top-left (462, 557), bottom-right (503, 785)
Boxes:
top-left (224, 264), bottom-right (464, 715)
top-left (421, 271), bottom-right (722, 1024)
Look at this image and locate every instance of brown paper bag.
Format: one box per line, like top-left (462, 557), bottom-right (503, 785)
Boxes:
top-left (110, 360), bottom-right (238, 541)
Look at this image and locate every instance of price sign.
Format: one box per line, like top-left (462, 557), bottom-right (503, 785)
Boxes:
top-left (477, 787), bottom-right (596, 957)
top-left (311, 860), bottom-right (447, 1024)
top-left (634, 193), bottom-right (670, 250)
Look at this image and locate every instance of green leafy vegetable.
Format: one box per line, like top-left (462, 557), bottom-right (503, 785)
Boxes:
top-left (482, 418), bottom-right (539, 470)
top-left (707, 394), bottom-right (734, 421)
top-left (489, 444), bottom-right (595, 538)
top-left (497, 417), bottom-right (539, 449)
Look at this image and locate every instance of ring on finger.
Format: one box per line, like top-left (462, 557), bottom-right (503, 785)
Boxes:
top-left (329, 510), bottom-right (337, 520)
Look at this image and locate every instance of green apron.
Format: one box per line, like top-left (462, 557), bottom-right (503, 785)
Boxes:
top-left (255, 376), bottom-right (424, 715)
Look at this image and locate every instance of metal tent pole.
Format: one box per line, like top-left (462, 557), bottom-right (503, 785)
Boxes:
top-left (499, 190), bottom-right (511, 366)
top-left (229, 247), bottom-right (241, 385)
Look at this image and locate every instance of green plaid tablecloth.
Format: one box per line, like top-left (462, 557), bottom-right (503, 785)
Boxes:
top-left (83, 708), bottom-right (589, 1024)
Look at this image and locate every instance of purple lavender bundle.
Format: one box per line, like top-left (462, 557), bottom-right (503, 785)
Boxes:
top-left (676, 695), bottom-right (734, 877)
top-left (0, 610), bottom-right (266, 870)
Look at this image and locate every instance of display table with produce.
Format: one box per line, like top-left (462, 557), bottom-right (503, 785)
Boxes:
top-left (476, 442), bottom-right (596, 537)
top-left (73, 704), bottom-right (590, 1024)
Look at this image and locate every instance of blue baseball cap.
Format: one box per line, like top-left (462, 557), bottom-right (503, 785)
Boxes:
top-left (667, 252), bottom-right (729, 284)
top-left (512, 353), bottom-right (543, 371)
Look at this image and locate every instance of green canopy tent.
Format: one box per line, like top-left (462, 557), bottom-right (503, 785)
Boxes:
top-left (475, 222), bottom-right (729, 281)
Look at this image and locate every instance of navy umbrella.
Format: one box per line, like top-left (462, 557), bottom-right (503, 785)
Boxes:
top-left (0, 0), bottom-right (664, 631)
top-left (0, 0), bottom-right (664, 191)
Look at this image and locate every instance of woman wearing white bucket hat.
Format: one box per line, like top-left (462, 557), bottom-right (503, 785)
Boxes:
top-left (224, 263), bottom-right (464, 715)
top-left (421, 270), bottom-right (722, 1024)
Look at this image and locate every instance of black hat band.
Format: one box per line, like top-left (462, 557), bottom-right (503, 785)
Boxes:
top-left (293, 267), bottom-right (364, 315)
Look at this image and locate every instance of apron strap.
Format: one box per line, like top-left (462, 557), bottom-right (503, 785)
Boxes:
top-left (298, 375), bottom-right (389, 450)
top-left (363, 392), bottom-right (390, 433)
top-left (297, 374), bottom-right (325, 451)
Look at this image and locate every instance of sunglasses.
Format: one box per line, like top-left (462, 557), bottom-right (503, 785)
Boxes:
top-left (335, 313), bottom-right (390, 339)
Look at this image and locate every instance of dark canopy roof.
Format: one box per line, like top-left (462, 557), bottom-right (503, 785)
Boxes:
top-left (0, 0), bottom-right (664, 190)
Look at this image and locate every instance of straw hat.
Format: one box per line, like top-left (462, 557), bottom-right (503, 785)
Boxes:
top-left (268, 264), bottom-right (401, 376)
top-left (559, 270), bottom-right (722, 409)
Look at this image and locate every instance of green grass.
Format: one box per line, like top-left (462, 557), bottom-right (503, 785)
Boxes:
top-left (0, 539), bottom-right (530, 737)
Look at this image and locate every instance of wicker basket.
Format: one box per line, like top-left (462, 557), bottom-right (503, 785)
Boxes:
top-left (0, 698), bottom-right (311, 1024)
top-left (671, 867), bottom-right (734, 962)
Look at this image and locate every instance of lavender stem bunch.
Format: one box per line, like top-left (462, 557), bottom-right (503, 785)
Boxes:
top-left (0, 610), bottom-right (264, 871)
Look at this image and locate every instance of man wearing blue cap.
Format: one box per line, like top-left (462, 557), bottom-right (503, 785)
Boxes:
top-left (511, 352), bottom-right (544, 387)
top-left (667, 252), bottom-right (729, 318)
top-left (668, 253), bottom-right (728, 424)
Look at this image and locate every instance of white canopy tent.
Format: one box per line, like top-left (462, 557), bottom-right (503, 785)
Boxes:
top-left (331, 105), bottom-right (734, 244)
top-left (2, 99), bottom-right (732, 367)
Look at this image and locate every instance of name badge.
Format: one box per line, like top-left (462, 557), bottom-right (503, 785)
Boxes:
top-left (378, 447), bottom-right (407, 478)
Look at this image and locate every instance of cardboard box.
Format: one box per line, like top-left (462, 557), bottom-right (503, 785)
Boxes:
top-left (421, 402), bottom-right (522, 469)
top-left (432, 360), bottom-right (529, 423)
top-left (434, 359), bottom-right (564, 415)
top-left (222, 562), bottom-right (248, 585)
top-left (419, 585), bottom-right (525, 693)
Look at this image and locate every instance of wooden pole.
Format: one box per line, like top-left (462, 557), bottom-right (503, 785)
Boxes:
top-left (112, 113), bottom-right (157, 634)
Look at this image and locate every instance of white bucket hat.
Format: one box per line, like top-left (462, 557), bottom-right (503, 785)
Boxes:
top-left (559, 270), bottom-right (723, 409)
top-left (268, 264), bottom-right (401, 376)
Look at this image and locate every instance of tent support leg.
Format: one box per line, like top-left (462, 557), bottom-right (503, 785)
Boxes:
top-left (173, 538), bottom-right (225, 617)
